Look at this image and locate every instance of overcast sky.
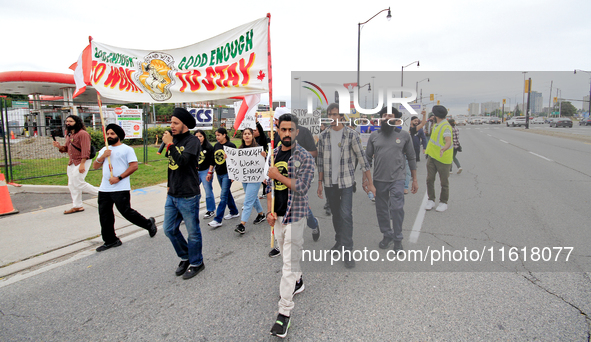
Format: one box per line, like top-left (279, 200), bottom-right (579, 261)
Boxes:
top-left (1, 0), bottom-right (590, 112)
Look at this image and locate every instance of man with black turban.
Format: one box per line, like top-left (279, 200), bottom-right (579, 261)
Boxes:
top-left (161, 108), bottom-right (205, 280)
top-left (92, 124), bottom-right (157, 252)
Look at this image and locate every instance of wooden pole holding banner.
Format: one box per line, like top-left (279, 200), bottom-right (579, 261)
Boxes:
top-left (96, 93), bottom-right (113, 177)
top-left (267, 13), bottom-right (275, 249)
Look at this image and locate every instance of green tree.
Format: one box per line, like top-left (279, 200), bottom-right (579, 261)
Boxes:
top-left (558, 101), bottom-right (577, 117)
top-left (514, 105), bottom-right (521, 116)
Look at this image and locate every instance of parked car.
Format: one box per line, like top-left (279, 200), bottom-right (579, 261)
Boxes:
top-left (471, 117), bottom-right (482, 124)
top-left (506, 116), bottom-right (527, 127)
top-left (489, 117), bottom-right (501, 124)
top-left (532, 117), bottom-right (546, 124)
top-left (579, 118), bottom-right (591, 126)
top-left (550, 118), bottom-right (573, 128)
top-left (456, 118), bottom-right (467, 126)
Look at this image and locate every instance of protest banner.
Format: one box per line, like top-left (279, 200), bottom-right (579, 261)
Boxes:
top-left (224, 146), bottom-right (265, 183)
top-left (85, 17), bottom-right (269, 103)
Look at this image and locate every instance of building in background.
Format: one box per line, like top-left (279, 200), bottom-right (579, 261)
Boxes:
top-left (481, 101), bottom-right (500, 115)
top-left (530, 91), bottom-right (543, 114)
top-left (468, 103), bottom-right (479, 116)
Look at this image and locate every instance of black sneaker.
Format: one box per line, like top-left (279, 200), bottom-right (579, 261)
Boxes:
top-left (344, 252), bottom-right (355, 269)
top-left (393, 241), bottom-right (404, 254)
top-left (269, 247), bottom-right (281, 258)
top-left (270, 313), bottom-right (291, 338)
top-left (203, 211), bottom-right (215, 219)
top-left (148, 217), bottom-right (157, 238)
top-left (96, 239), bottom-right (122, 252)
top-left (175, 260), bottom-right (190, 276)
top-left (235, 223), bottom-right (246, 234)
top-left (311, 226), bottom-right (320, 242)
top-left (253, 213), bottom-right (266, 225)
top-left (293, 276), bottom-right (305, 295)
top-left (379, 237), bottom-right (394, 249)
top-left (182, 263), bottom-right (205, 280)
top-left (330, 242), bottom-right (342, 251)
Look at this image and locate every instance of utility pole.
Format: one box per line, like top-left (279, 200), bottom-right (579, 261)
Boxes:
top-left (525, 78), bottom-right (532, 129)
top-left (548, 80), bottom-right (552, 118)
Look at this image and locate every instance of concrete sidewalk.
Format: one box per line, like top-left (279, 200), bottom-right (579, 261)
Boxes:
top-left (0, 179), bottom-right (246, 278)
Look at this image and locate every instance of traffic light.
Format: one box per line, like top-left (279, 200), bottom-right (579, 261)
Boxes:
top-left (503, 99), bottom-right (506, 104)
top-left (430, 94), bottom-right (434, 101)
top-left (437, 100), bottom-right (440, 105)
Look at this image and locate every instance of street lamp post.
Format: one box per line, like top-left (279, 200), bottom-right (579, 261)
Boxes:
top-left (359, 83), bottom-right (371, 109)
top-left (401, 61), bottom-right (420, 98)
top-left (574, 69), bottom-right (591, 118)
top-left (415, 78), bottom-right (429, 104)
top-left (371, 76), bottom-right (375, 108)
top-left (357, 8), bottom-right (391, 99)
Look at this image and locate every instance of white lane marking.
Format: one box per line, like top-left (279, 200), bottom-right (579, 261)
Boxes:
top-left (487, 134), bottom-right (492, 136)
top-left (529, 151), bottom-right (554, 162)
top-left (409, 191), bottom-right (429, 244)
top-left (500, 140), bottom-right (509, 144)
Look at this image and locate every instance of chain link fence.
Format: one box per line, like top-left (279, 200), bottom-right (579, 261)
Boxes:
top-left (0, 99), bottom-right (169, 182)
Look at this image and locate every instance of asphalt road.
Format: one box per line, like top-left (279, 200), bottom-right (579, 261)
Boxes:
top-left (1, 126), bottom-right (590, 341)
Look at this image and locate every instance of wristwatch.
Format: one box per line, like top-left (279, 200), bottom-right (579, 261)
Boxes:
top-left (118, 175), bottom-right (123, 181)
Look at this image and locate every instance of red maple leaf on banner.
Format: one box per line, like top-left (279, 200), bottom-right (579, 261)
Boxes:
top-left (257, 70), bottom-right (266, 81)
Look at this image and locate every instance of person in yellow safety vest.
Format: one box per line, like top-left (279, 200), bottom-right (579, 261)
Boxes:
top-left (424, 105), bottom-right (453, 212)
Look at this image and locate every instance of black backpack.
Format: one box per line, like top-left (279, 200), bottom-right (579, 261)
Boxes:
top-left (70, 140), bottom-right (97, 159)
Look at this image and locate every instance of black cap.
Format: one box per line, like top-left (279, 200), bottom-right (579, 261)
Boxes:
top-left (172, 108), bottom-right (196, 129)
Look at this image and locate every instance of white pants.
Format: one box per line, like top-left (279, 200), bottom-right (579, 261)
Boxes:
top-left (276, 216), bottom-right (305, 317)
top-left (67, 160), bottom-right (98, 208)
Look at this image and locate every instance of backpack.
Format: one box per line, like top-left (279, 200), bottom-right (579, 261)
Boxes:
top-left (70, 141), bottom-right (97, 159)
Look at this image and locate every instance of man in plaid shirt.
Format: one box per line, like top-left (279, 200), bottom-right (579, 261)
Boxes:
top-left (316, 103), bottom-right (375, 269)
top-left (266, 114), bottom-right (314, 338)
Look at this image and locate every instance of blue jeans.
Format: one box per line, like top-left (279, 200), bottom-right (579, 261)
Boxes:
top-left (214, 173), bottom-right (238, 223)
top-left (324, 185), bottom-right (354, 249)
top-left (198, 169), bottom-right (216, 212)
top-left (241, 182), bottom-right (263, 222)
top-left (307, 206), bottom-right (318, 229)
top-left (163, 195), bottom-right (203, 266)
top-left (404, 159), bottom-right (411, 190)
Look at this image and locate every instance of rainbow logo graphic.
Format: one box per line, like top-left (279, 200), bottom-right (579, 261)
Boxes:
top-left (302, 81), bottom-right (328, 105)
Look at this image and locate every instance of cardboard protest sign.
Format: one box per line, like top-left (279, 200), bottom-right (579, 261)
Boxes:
top-left (223, 146), bottom-right (265, 183)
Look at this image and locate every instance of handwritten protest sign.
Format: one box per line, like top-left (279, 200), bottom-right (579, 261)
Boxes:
top-left (292, 109), bottom-right (321, 141)
top-left (224, 146), bottom-right (265, 183)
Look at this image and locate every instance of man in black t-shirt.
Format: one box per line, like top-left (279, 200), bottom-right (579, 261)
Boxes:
top-left (266, 114), bottom-right (315, 338)
top-left (162, 108), bottom-right (204, 280)
top-left (268, 108), bottom-right (321, 259)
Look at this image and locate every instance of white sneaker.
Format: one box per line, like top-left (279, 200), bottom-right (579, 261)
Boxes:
top-left (208, 220), bottom-right (222, 228)
top-left (425, 200), bottom-right (435, 211)
top-left (457, 168), bottom-right (463, 174)
top-left (435, 203), bottom-right (448, 212)
top-left (224, 213), bottom-right (240, 220)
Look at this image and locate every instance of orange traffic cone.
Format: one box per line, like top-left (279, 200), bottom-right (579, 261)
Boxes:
top-left (0, 173), bottom-right (18, 216)
top-left (11, 131), bottom-right (15, 139)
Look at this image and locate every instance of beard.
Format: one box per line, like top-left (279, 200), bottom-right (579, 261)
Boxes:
top-left (380, 120), bottom-right (394, 135)
top-left (65, 124), bottom-right (75, 132)
top-left (107, 137), bottom-right (119, 145)
top-left (281, 137), bottom-right (292, 147)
